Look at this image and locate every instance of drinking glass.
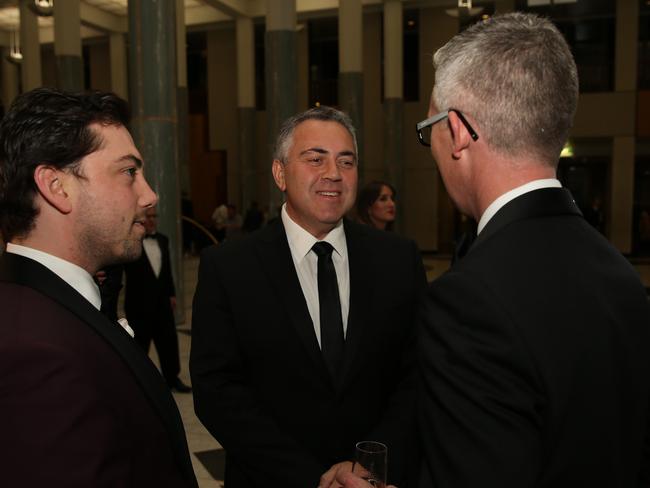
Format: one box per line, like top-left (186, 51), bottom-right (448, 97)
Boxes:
top-left (352, 441), bottom-right (387, 488)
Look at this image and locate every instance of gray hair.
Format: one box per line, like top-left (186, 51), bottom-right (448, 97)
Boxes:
top-left (433, 12), bottom-right (578, 166)
top-left (273, 106), bottom-right (358, 163)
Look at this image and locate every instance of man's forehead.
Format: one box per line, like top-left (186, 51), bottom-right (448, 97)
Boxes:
top-left (291, 120), bottom-right (355, 151)
top-left (89, 122), bottom-right (144, 162)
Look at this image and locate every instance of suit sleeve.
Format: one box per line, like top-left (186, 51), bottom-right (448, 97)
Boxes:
top-left (418, 270), bottom-right (543, 488)
top-left (190, 248), bottom-right (325, 488)
top-left (2, 343), bottom-right (134, 487)
top-left (369, 241), bottom-right (428, 487)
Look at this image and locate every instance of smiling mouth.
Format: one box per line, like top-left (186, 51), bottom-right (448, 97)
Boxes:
top-left (317, 191), bottom-right (341, 197)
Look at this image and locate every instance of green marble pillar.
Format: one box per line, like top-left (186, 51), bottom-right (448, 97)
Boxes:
top-left (266, 0), bottom-right (298, 217)
top-left (128, 0), bottom-right (183, 318)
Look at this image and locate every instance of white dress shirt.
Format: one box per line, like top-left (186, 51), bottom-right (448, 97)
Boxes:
top-left (143, 235), bottom-right (162, 278)
top-left (281, 204), bottom-right (350, 347)
top-left (477, 178), bottom-right (562, 234)
top-left (5, 242), bottom-right (101, 310)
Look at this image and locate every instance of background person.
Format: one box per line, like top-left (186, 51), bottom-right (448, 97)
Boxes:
top-left (356, 181), bottom-right (397, 231)
top-left (124, 207), bottom-right (191, 393)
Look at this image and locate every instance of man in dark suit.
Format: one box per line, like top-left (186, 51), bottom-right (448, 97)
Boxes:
top-left (191, 106), bottom-right (426, 488)
top-left (124, 207), bottom-right (191, 392)
top-left (0, 88), bottom-right (197, 487)
top-left (341, 12), bottom-right (650, 488)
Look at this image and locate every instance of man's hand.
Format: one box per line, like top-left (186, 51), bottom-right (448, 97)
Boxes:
top-left (319, 461), bottom-right (353, 488)
top-left (335, 471), bottom-right (397, 488)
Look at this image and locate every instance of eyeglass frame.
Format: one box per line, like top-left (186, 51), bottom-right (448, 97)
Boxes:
top-left (415, 109), bottom-right (479, 147)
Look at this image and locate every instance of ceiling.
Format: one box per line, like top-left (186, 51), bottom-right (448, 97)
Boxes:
top-left (0, 0), bottom-right (466, 44)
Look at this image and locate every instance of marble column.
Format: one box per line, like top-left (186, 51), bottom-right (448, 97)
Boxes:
top-left (2, 47), bottom-right (20, 110)
top-left (383, 0), bottom-right (404, 231)
top-left (54, 0), bottom-right (83, 91)
top-left (128, 0), bottom-right (183, 316)
top-left (19, 0), bottom-right (42, 91)
top-left (265, 0), bottom-right (298, 217)
top-left (176, 0), bottom-right (191, 199)
top-left (609, 0), bottom-right (639, 252)
top-left (237, 16), bottom-right (257, 212)
top-left (338, 0), bottom-right (364, 177)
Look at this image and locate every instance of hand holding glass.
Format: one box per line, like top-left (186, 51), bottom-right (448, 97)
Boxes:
top-left (352, 441), bottom-right (387, 488)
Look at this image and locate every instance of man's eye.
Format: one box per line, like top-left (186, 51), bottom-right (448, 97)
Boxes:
top-left (308, 158), bottom-right (322, 164)
top-left (338, 160), bottom-right (355, 168)
top-left (125, 167), bottom-right (138, 177)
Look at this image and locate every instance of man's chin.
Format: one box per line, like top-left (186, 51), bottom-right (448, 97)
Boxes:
top-left (102, 241), bottom-right (143, 267)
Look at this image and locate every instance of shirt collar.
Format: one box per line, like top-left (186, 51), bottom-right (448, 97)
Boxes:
top-left (281, 204), bottom-right (347, 261)
top-left (5, 243), bottom-right (102, 310)
top-left (477, 178), bottom-right (562, 234)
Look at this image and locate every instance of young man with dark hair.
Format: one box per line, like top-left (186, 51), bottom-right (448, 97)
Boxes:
top-left (0, 87), bottom-right (197, 487)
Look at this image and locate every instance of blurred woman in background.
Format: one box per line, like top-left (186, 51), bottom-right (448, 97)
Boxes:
top-left (356, 181), bottom-right (397, 231)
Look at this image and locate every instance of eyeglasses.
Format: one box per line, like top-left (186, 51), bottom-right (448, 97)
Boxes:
top-left (415, 109), bottom-right (479, 147)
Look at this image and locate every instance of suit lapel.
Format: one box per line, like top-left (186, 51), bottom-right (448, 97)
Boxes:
top-left (471, 187), bottom-right (582, 255)
top-left (0, 253), bottom-right (194, 479)
top-left (338, 220), bottom-right (373, 388)
top-left (254, 222), bottom-right (332, 384)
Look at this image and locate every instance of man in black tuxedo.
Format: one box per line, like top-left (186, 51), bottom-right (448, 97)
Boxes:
top-left (410, 12), bottom-right (649, 488)
top-left (0, 88), bottom-right (197, 487)
top-left (191, 106), bottom-right (426, 488)
top-left (124, 207), bottom-right (191, 393)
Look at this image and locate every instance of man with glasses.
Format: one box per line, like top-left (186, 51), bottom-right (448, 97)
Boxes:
top-left (191, 106), bottom-right (426, 488)
top-left (337, 12), bottom-right (650, 488)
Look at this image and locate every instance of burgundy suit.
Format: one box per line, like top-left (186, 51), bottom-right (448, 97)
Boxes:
top-left (0, 252), bottom-right (197, 487)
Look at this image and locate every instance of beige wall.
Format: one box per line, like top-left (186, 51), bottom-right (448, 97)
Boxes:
top-left (88, 41), bottom-right (111, 92)
top-left (207, 27), bottom-right (239, 207)
top-left (362, 11), bottom-right (382, 182)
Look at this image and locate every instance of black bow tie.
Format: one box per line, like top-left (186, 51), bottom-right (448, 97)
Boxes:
top-left (144, 234), bottom-right (156, 240)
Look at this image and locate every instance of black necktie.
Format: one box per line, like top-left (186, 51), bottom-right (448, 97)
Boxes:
top-left (312, 241), bottom-right (344, 380)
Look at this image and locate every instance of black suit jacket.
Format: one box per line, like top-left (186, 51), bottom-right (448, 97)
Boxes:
top-left (191, 219), bottom-right (426, 488)
top-left (0, 252), bottom-right (197, 487)
top-left (418, 188), bottom-right (650, 488)
top-left (124, 233), bottom-right (176, 321)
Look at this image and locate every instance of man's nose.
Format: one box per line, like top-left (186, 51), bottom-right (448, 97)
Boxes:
top-left (139, 178), bottom-right (158, 208)
top-left (322, 158), bottom-right (342, 180)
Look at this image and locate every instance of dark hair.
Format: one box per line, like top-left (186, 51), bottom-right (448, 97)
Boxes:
top-left (273, 105), bottom-right (358, 163)
top-left (0, 87), bottom-right (130, 241)
top-left (356, 180), bottom-right (396, 231)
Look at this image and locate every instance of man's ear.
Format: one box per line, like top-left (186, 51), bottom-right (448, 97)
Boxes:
top-left (33, 165), bottom-right (72, 214)
top-left (448, 111), bottom-right (473, 160)
top-left (272, 159), bottom-right (286, 192)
